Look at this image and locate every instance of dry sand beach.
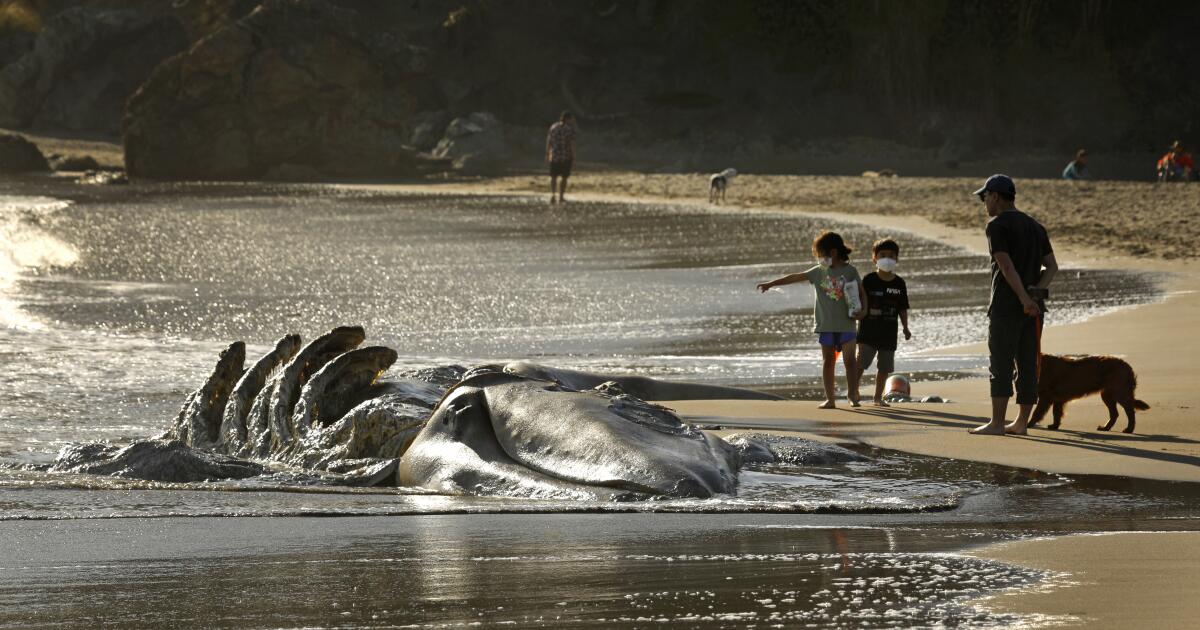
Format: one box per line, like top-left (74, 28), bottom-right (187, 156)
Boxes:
top-left (412, 172), bottom-right (1200, 628)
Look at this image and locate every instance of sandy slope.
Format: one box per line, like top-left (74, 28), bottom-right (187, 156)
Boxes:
top-left (483, 172), bottom-right (1200, 260)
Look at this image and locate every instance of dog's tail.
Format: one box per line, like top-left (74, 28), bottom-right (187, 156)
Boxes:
top-left (1133, 399), bottom-right (1150, 411)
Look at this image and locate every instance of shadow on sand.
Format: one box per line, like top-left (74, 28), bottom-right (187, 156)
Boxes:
top-left (851, 405), bottom-right (1200, 469)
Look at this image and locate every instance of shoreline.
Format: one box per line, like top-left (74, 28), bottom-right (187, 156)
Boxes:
top-left (399, 175), bottom-right (1200, 627)
top-left (965, 531), bottom-right (1200, 629)
top-left (358, 178), bottom-right (1198, 479)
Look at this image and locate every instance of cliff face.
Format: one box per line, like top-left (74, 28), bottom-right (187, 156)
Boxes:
top-left (419, 0), bottom-right (1198, 156)
top-left (0, 6), bottom-right (186, 132)
top-left (4, 0), bottom-right (1198, 178)
top-left (123, 0), bottom-right (422, 179)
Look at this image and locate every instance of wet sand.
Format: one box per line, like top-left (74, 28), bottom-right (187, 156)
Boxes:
top-left (0, 514), bottom-right (1060, 628)
top-left (479, 172), bottom-right (1200, 260)
top-left (968, 532), bottom-right (1200, 629)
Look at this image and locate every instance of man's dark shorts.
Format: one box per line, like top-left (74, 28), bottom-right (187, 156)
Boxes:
top-left (550, 161), bottom-right (573, 178)
top-left (988, 314), bottom-right (1041, 404)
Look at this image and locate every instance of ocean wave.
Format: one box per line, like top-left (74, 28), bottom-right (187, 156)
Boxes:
top-left (0, 195), bottom-right (78, 329)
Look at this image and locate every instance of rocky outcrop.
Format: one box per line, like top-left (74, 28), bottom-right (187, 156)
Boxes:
top-left (0, 8), bottom-right (187, 133)
top-left (431, 112), bottom-right (510, 175)
top-left (123, 0), bottom-right (425, 180)
top-left (0, 132), bottom-right (49, 172)
top-left (77, 169), bottom-right (129, 185)
top-left (408, 110), bottom-right (450, 152)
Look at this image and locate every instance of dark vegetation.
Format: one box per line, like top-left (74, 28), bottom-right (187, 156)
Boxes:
top-left (1, 0), bottom-right (1197, 175)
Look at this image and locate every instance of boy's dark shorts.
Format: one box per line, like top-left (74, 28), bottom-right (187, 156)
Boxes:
top-left (550, 160), bottom-right (573, 177)
top-left (858, 343), bottom-right (894, 373)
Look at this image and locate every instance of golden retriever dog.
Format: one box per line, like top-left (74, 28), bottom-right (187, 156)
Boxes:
top-left (1029, 354), bottom-right (1150, 433)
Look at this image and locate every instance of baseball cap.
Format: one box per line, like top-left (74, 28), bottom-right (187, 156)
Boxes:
top-left (973, 174), bottom-right (1016, 199)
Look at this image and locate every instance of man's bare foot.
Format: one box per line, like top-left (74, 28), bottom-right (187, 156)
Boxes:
top-left (873, 399), bottom-right (890, 407)
top-left (818, 400), bottom-right (836, 409)
top-left (849, 398), bottom-right (862, 408)
top-left (1004, 422), bottom-right (1028, 435)
top-left (550, 196), bottom-right (557, 204)
top-left (969, 423), bottom-right (1006, 435)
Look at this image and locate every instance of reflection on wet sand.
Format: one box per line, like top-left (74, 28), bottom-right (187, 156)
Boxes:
top-left (0, 515), bottom-right (1059, 629)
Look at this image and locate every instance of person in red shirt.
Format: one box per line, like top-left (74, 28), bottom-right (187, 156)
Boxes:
top-left (1157, 140), bottom-right (1196, 181)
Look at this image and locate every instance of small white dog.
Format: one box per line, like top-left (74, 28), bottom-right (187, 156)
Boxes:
top-left (708, 168), bottom-right (737, 204)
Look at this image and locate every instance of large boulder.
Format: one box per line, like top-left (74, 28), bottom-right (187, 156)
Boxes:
top-left (431, 112), bottom-right (509, 175)
top-left (409, 110), bottom-right (450, 152)
top-left (431, 112), bottom-right (505, 160)
top-left (0, 8), bottom-right (187, 133)
top-left (0, 132), bottom-right (49, 172)
top-left (123, 0), bottom-right (424, 180)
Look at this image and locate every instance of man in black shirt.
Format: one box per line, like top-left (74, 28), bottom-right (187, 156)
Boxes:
top-left (969, 174), bottom-right (1058, 436)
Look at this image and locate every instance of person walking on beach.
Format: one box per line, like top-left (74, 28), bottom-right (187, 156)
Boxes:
top-left (757, 231), bottom-right (867, 408)
top-left (545, 111), bottom-right (576, 204)
top-left (969, 175), bottom-right (1058, 436)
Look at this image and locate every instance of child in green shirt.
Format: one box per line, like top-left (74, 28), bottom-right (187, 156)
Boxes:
top-left (757, 231), bottom-right (867, 408)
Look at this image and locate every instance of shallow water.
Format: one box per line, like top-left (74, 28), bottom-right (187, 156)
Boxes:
top-left (0, 515), bottom-right (1059, 629)
top-left (0, 178), bottom-right (1160, 466)
top-left (0, 177), bottom-right (1188, 628)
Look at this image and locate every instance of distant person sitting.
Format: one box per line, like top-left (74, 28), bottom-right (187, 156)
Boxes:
top-left (1062, 149), bottom-right (1088, 180)
top-left (545, 111), bottom-right (577, 204)
top-left (1157, 140), bottom-right (1195, 182)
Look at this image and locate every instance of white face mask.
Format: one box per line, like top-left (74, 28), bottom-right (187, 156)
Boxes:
top-left (876, 257), bottom-right (898, 272)
top-left (818, 257), bottom-right (832, 268)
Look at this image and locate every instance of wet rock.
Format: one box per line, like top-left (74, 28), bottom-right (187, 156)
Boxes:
top-left (432, 112), bottom-right (509, 174)
top-left (0, 8), bottom-right (186, 132)
top-left (433, 112), bottom-right (504, 159)
top-left (0, 132), bottom-right (49, 172)
top-left (410, 110), bottom-right (451, 152)
top-left (76, 169), bottom-right (128, 185)
top-left (123, 0), bottom-right (422, 180)
top-left (51, 439), bottom-right (265, 482)
top-left (50, 154), bottom-right (100, 171)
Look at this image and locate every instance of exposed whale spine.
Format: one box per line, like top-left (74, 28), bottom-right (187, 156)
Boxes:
top-left (220, 334), bottom-right (300, 453)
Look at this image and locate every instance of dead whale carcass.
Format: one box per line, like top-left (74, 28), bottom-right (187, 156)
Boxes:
top-left (399, 371), bottom-right (740, 499)
top-left (54, 327), bottom-right (781, 495)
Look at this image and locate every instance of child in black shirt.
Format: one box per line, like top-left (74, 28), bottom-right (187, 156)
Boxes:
top-left (855, 239), bottom-right (911, 406)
